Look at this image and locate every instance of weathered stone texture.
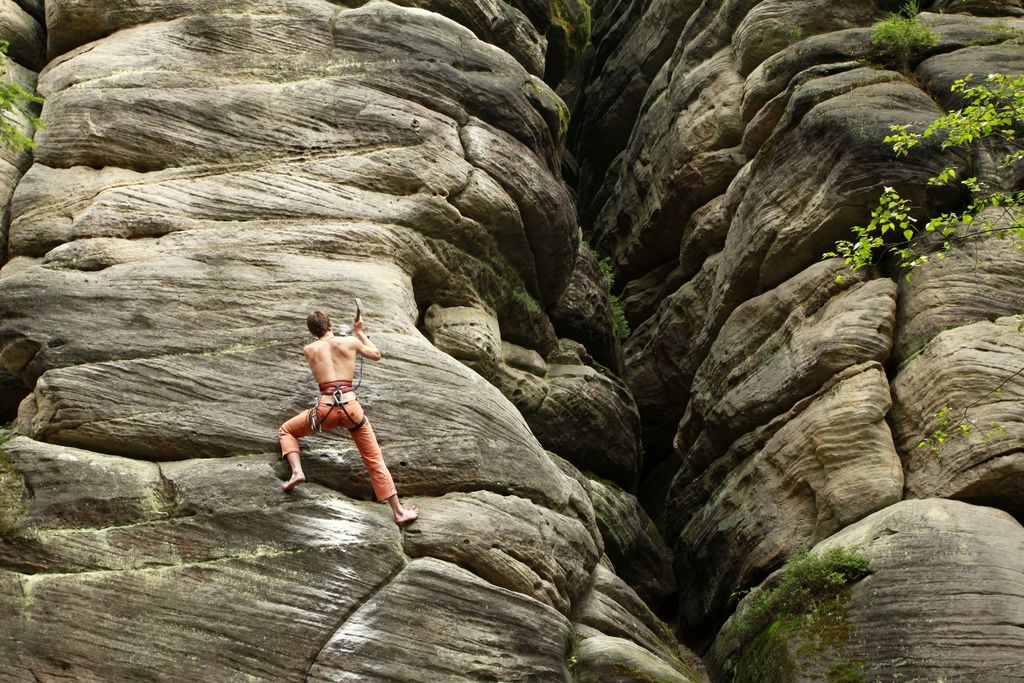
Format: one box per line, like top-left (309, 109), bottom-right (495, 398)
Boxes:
top-left (549, 242), bottom-right (622, 371)
top-left (590, 48), bottom-right (745, 283)
top-left (891, 317), bottom-right (1024, 518)
top-left (0, 2), bottom-right (688, 680)
top-left (894, 216), bottom-right (1024, 363)
top-left (671, 362), bottom-right (902, 645)
top-left (710, 499), bottom-right (1024, 682)
top-left (307, 557), bottom-right (575, 682)
top-left (573, 561), bottom-right (704, 681)
top-left (678, 261), bottom-right (896, 461)
top-left (587, 476), bottom-right (676, 609)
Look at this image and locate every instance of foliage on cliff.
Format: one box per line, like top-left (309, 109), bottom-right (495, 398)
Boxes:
top-left (0, 41), bottom-right (42, 151)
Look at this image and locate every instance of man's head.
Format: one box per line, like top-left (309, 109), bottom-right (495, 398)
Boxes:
top-left (307, 310), bottom-right (332, 338)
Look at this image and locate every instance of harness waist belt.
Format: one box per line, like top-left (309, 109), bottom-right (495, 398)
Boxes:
top-left (319, 379), bottom-right (354, 396)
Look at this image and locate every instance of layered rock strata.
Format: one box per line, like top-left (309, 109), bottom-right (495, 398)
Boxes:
top-left (0, 1), bottom-right (697, 680)
top-left (573, 0), bottom-right (1024, 678)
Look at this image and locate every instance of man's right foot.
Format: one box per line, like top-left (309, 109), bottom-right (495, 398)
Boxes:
top-left (394, 505), bottom-right (419, 526)
top-left (281, 473), bottom-right (306, 491)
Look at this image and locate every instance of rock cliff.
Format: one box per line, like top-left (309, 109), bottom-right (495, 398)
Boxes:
top-left (0, 1), bottom-right (696, 680)
top-left (2, 0), bottom-right (1023, 681)
top-left (575, 0), bottom-right (1024, 679)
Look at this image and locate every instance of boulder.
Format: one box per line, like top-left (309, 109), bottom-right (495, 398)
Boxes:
top-left (918, 42), bottom-right (1024, 107)
top-left (525, 356), bottom-right (642, 489)
top-left (709, 499), bottom-right (1024, 682)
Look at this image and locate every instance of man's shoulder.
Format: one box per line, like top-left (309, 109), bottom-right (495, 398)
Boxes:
top-left (303, 339), bottom-right (324, 354)
top-left (330, 336), bottom-right (357, 351)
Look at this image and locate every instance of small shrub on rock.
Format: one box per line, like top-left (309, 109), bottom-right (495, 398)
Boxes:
top-left (734, 546), bottom-right (870, 642)
top-left (871, 1), bottom-right (937, 74)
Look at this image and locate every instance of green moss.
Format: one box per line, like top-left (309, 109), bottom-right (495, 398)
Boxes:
top-left (509, 288), bottom-right (545, 318)
top-left (735, 617), bottom-right (801, 683)
top-left (966, 22), bottom-right (1024, 46)
top-left (0, 428), bottom-right (28, 538)
top-left (733, 546), bottom-right (869, 642)
top-left (551, 0), bottom-right (592, 58)
top-left (526, 77), bottom-right (572, 138)
top-left (566, 631), bottom-right (582, 671)
top-left (735, 591), bottom-right (866, 683)
top-left (828, 659), bottom-right (866, 683)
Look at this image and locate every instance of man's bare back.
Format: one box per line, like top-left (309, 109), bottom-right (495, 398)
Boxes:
top-left (303, 320), bottom-right (381, 382)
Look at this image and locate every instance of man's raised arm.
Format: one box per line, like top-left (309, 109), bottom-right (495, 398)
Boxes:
top-left (354, 319), bottom-right (381, 360)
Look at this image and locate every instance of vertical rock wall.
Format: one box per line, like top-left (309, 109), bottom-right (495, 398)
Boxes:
top-left (0, 1), bottom-right (697, 681)
top-left (573, 0), bottom-right (1024, 679)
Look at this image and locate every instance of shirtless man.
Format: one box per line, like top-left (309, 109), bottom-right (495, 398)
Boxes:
top-left (278, 309), bottom-right (418, 525)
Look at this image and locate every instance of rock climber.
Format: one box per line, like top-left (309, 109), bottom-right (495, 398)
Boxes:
top-left (277, 308), bottom-right (419, 525)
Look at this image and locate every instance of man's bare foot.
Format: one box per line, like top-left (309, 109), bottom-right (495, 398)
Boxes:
top-left (394, 505), bottom-right (419, 526)
top-left (281, 473), bottom-right (306, 491)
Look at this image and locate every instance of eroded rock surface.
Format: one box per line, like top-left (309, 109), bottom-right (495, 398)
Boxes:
top-left (0, 2), bottom-right (688, 680)
top-left (572, 0), bottom-right (1024, 677)
top-left (709, 499), bottom-right (1024, 682)
top-left (5, 0), bottom-right (1024, 679)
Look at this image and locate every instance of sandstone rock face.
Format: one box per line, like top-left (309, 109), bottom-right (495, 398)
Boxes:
top-left (670, 362), bottom-right (903, 646)
top-left (0, 0), bottom-right (44, 71)
top-left (676, 261), bottom-right (896, 468)
top-left (573, 560), bottom-right (705, 681)
top-left (0, 2), bottom-right (693, 680)
top-left (891, 317), bottom-right (1024, 518)
top-left (893, 214), bottom-right (1024, 364)
top-left (587, 476), bottom-right (676, 610)
top-left (425, 305), bottom-right (643, 489)
top-left (571, 0), bottom-right (1024, 677)
top-left (709, 499), bottom-right (1024, 682)
top-left (0, 9), bottom-right (39, 266)
top-left (6, 0), bottom-right (1024, 680)
top-left (572, 0), bottom-right (702, 223)
top-left (549, 242), bottom-right (622, 372)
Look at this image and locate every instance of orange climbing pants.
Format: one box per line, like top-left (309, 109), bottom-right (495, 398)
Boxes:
top-left (278, 390), bottom-right (397, 501)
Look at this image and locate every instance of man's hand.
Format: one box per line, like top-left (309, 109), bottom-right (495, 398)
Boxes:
top-left (353, 318), bottom-right (364, 335)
